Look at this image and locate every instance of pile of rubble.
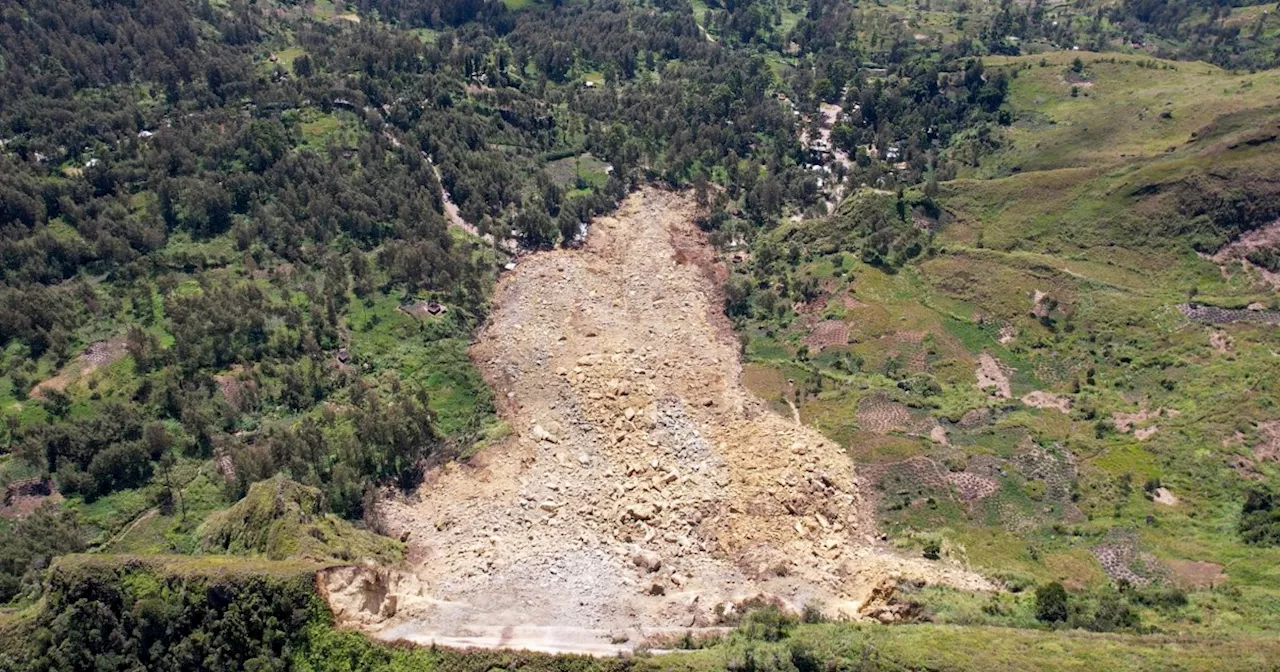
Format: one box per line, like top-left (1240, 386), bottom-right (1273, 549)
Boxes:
top-left (323, 188), bottom-right (992, 654)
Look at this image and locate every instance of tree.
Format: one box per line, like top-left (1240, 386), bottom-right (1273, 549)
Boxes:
top-left (292, 54), bottom-right (313, 78)
top-left (1035, 581), bottom-right (1070, 623)
top-left (515, 209), bottom-right (557, 249)
top-left (1240, 486), bottom-right (1280, 546)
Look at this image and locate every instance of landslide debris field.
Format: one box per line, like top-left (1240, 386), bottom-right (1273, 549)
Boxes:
top-left (321, 188), bottom-right (990, 654)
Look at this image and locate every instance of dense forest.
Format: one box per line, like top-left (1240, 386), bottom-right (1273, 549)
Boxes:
top-left (0, 0), bottom-right (1030, 600)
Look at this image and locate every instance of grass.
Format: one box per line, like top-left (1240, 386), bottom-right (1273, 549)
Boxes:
top-left (723, 48), bottom-right (1280, 637)
top-left (545, 152), bottom-right (610, 188)
top-left (977, 52), bottom-right (1280, 177)
top-left (345, 290), bottom-right (494, 436)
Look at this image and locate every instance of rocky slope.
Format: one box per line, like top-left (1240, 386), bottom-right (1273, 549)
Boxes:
top-left (321, 188), bottom-right (992, 654)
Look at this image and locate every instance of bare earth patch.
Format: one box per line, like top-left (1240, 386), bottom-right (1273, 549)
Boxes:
top-left (1152, 487), bottom-right (1179, 506)
top-left (803, 320), bottom-right (849, 351)
top-left (1254, 421), bottom-right (1280, 462)
top-left (975, 352), bottom-right (1012, 399)
top-left (1092, 535), bottom-right (1165, 588)
top-left (855, 394), bottom-right (913, 435)
top-left (1210, 330), bottom-right (1233, 353)
top-left (0, 477), bottom-right (61, 519)
top-left (946, 472), bottom-right (999, 502)
top-left (1021, 391), bottom-right (1071, 414)
top-left (1212, 218), bottom-right (1280, 289)
top-left (325, 189), bottom-right (992, 655)
top-left (1167, 559), bottom-right (1227, 590)
top-left (1113, 406), bottom-right (1177, 435)
top-left (30, 337), bottom-right (128, 400)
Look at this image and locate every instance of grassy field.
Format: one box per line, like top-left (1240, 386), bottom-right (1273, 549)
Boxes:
top-left (730, 48), bottom-right (1280, 638)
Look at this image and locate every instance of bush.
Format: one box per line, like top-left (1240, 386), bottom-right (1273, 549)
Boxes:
top-left (1240, 486), bottom-right (1280, 546)
top-left (1071, 587), bottom-right (1140, 633)
top-left (1034, 581), bottom-right (1069, 623)
top-left (740, 605), bottom-right (798, 643)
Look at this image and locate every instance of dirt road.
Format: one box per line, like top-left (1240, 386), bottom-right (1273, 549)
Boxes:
top-left (321, 188), bottom-right (991, 653)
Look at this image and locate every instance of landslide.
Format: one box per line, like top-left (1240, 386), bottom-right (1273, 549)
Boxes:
top-left (322, 188), bottom-right (992, 654)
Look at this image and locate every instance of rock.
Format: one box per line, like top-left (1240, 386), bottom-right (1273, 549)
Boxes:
top-left (646, 582), bottom-right (666, 596)
top-left (539, 501), bottom-right (561, 512)
top-left (577, 453), bottom-right (592, 466)
top-left (626, 503), bottom-right (657, 520)
top-left (532, 425), bottom-right (559, 444)
top-left (632, 549), bottom-right (663, 573)
top-left (624, 407), bottom-right (636, 420)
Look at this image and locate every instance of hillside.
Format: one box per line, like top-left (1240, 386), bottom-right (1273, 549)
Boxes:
top-left (2, 0), bottom-right (1280, 669)
top-left (733, 50), bottom-right (1280, 637)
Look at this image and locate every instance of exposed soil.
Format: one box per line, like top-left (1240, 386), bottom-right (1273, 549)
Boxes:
top-left (804, 320), bottom-right (850, 351)
top-left (854, 394), bottom-right (917, 435)
top-left (1092, 530), bottom-right (1167, 588)
top-left (975, 352), bottom-right (1012, 399)
top-left (324, 188), bottom-right (992, 654)
top-left (30, 337), bottom-right (128, 400)
top-left (1167, 559), bottom-right (1226, 590)
top-left (1254, 421), bottom-right (1280, 462)
top-left (1021, 391), bottom-right (1071, 414)
top-left (0, 477), bottom-right (61, 519)
top-left (1113, 406), bottom-right (1177, 434)
top-left (1210, 330), bottom-right (1233, 353)
top-left (1212, 218), bottom-right (1280, 289)
top-left (947, 472), bottom-right (999, 502)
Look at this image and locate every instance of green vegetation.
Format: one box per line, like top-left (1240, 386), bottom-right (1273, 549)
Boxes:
top-left (732, 44), bottom-right (1280, 640)
top-left (4, 563), bottom-right (1280, 671)
top-left (4, 0), bottom-right (1280, 667)
top-left (199, 476), bottom-right (401, 562)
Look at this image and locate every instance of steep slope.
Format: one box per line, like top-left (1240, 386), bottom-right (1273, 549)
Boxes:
top-left (321, 188), bottom-right (991, 654)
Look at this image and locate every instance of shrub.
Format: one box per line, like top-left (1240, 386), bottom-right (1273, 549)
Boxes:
top-left (1240, 486), bottom-right (1280, 546)
top-left (1035, 581), bottom-right (1069, 623)
top-left (741, 605), bottom-right (798, 643)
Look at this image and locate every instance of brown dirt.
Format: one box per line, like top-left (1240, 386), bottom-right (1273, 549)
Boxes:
top-left (325, 188), bottom-right (992, 654)
top-left (1254, 421), bottom-right (1280, 462)
top-left (841, 293), bottom-right (868, 310)
top-left (1021, 391), bottom-right (1071, 414)
top-left (1113, 406), bottom-right (1177, 434)
top-left (1166, 559), bottom-right (1227, 590)
top-left (0, 478), bottom-right (61, 519)
top-left (854, 394), bottom-right (914, 435)
top-left (1134, 426), bottom-right (1159, 441)
top-left (946, 472), bottom-right (999, 502)
top-left (1210, 330), bottom-right (1233, 353)
top-left (1030, 290), bottom-right (1051, 318)
top-left (803, 320), bottom-right (849, 351)
top-left (1092, 537), bottom-right (1164, 587)
top-left (30, 337), bottom-right (128, 400)
top-left (1212, 218), bottom-right (1280, 289)
top-left (975, 352), bottom-right (1012, 399)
